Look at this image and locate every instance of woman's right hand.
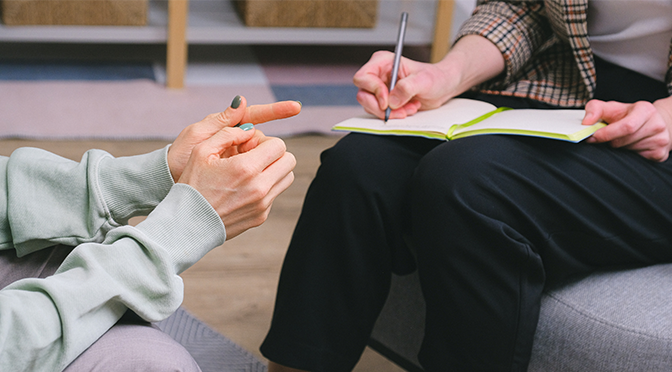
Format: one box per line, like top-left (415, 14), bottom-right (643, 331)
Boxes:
top-left (353, 35), bottom-right (506, 120)
top-left (353, 51), bottom-right (455, 120)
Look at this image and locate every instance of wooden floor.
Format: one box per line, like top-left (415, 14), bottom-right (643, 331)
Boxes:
top-left (0, 134), bottom-right (404, 371)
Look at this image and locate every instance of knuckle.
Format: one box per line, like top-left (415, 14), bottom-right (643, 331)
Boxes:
top-left (585, 99), bottom-right (600, 109)
top-left (191, 142), bottom-right (211, 158)
top-left (651, 150), bottom-right (667, 162)
top-left (285, 152), bottom-right (297, 168)
top-left (236, 163), bottom-right (257, 179)
top-left (654, 135), bottom-right (670, 149)
top-left (251, 211), bottom-right (269, 228)
top-left (268, 137), bottom-right (288, 154)
top-left (372, 50), bottom-right (391, 59)
top-left (248, 183), bottom-right (269, 203)
top-left (634, 100), bottom-right (656, 113)
top-left (181, 124), bottom-right (197, 137)
top-left (619, 119), bottom-right (638, 134)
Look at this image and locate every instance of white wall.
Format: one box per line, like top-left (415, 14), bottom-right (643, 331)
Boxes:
top-left (451, 0), bottom-right (477, 42)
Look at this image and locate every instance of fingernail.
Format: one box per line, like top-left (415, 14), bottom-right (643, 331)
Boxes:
top-left (239, 123), bottom-right (254, 131)
top-left (295, 100), bottom-right (302, 107)
top-left (231, 95), bottom-right (242, 109)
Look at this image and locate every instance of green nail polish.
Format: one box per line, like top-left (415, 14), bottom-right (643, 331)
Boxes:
top-left (296, 100), bottom-right (303, 107)
top-left (239, 123), bottom-right (254, 131)
top-left (231, 95), bottom-right (242, 109)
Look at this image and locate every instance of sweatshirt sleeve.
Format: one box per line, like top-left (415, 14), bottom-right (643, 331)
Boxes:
top-left (0, 183), bottom-right (226, 372)
top-left (0, 146), bottom-right (175, 256)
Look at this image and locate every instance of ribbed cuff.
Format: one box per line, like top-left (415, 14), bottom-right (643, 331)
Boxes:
top-left (134, 184), bottom-right (226, 274)
top-left (97, 146), bottom-right (174, 224)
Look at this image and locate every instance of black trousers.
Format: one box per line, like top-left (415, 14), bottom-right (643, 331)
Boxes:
top-left (261, 59), bottom-right (672, 371)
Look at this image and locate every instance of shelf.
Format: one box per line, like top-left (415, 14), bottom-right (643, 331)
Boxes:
top-left (0, 0), bottom-right (437, 46)
top-left (0, 1), bottom-right (168, 43)
top-left (185, 0), bottom-right (436, 45)
top-left (0, 0), bottom-right (453, 88)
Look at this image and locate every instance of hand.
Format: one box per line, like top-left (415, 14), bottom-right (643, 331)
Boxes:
top-left (583, 96), bottom-right (672, 162)
top-left (353, 51), bottom-right (449, 120)
top-left (167, 96), bottom-right (301, 181)
top-left (177, 126), bottom-right (296, 240)
top-left (353, 35), bottom-right (505, 120)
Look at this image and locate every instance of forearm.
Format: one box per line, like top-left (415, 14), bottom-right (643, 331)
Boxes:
top-left (1, 147), bottom-right (173, 255)
top-left (0, 184), bottom-right (225, 372)
top-left (456, 0), bottom-right (553, 87)
top-left (435, 34), bottom-right (506, 96)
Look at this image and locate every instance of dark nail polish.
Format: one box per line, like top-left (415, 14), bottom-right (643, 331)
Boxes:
top-left (231, 95), bottom-right (242, 109)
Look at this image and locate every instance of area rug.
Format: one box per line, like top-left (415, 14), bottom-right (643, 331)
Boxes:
top-left (157, 307), bottom-right (267, 372)
top-left (0, 79), bottom-right (366, 139)
top-left (0, 44), bottom-right (370, 140)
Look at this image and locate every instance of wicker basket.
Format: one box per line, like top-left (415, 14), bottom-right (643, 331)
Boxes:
top-left (1, 0), bottom-right (148, 26)
top-left (235, 0), bottom-right (378, 28)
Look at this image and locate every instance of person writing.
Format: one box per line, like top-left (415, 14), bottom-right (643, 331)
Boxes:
top-left (261, 1), bottom-right (672, 371)
top-left (0, 96), bottom-right (301, 371)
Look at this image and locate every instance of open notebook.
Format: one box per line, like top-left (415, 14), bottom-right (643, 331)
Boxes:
top-left (333, 98), bottom-right (605, 143)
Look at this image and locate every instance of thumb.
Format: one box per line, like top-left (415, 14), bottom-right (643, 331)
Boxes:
top-left (388, 73), bottom-right (419, 110)
top-left (582, 99), bottom-right (605, 125)
top-left (210, 95), bottom-right (249, 129)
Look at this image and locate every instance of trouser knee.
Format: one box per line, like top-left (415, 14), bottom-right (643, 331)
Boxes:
top-left (64, 322), bottom-right (200, 372)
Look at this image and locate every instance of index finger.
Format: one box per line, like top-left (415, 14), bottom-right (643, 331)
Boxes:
top-left (583, 100), bottom-right (629, 125)
top-left (353, 51), bottom-right (395, 110)
top-left (240, 101), bottom-right (302, 125)
top-left (587, 101), bottom-right (653, 143)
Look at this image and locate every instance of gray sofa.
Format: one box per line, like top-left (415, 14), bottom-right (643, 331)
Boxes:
top-left (369, 264), bottom-right (672, 371)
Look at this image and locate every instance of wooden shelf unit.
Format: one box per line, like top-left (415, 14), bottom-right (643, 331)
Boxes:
top-left (0, 0), bottom-right (454, 88)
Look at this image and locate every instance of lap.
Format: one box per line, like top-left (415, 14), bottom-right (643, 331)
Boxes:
top-left (0, 244), bottom-right (73, 289)
top-left (0, 245), bottom-right (200, 371)
top-left (64, 318), bottom-right (200, 372)
top-left (413, 135), bottom-right (672, 280)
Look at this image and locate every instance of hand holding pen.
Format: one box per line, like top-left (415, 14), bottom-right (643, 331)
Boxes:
top-left (355, 12), bottom-right (479, 120)
top-left (354, 13), bottom-right (423, 121)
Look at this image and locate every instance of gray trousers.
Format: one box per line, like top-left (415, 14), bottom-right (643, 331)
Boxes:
top-left (0, 245), bottom-right (201, 372)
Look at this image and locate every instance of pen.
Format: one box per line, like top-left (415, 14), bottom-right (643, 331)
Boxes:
top-left (385, 12), bottom-right (408, 123)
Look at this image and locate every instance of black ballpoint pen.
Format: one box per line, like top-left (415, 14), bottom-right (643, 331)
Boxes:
top-left (385, 12), bottom-right (409, 122)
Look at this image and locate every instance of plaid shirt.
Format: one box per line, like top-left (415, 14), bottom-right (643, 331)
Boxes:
top-left (456, 0), bottom-right (672, 107)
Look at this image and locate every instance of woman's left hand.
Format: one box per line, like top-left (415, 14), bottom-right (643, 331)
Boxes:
top-left (583, 96), bottom-right (672, 162)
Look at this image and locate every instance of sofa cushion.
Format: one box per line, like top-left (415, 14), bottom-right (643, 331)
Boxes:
top-left (529, 263), bottom-right (672, 371)
top-left (370, 264), bottom-right (672, 371)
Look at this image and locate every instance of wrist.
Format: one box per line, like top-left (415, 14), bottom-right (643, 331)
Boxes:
top-left (439, 35), bottom-right (505, 94)
top-left (653, 96), bottom-right (672, 124)
top-left (653, 96), bottom-right (672, 153)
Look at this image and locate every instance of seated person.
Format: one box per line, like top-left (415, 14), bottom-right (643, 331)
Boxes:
top-left (260, 1), bottom-right (672, 371)
top-left (0, 95), bottom-right (301, 371)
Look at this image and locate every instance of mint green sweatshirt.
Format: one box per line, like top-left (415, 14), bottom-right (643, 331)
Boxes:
top-left (0, 146), bottom-right (226, 371)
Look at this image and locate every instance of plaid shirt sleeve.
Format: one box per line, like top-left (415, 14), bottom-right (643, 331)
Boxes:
top-left (455, 0), bottom-right (672, 107)
top-left (456, 1), bottom-right (552, 88)
top-left (455, 0), bottom-right (593, 107)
